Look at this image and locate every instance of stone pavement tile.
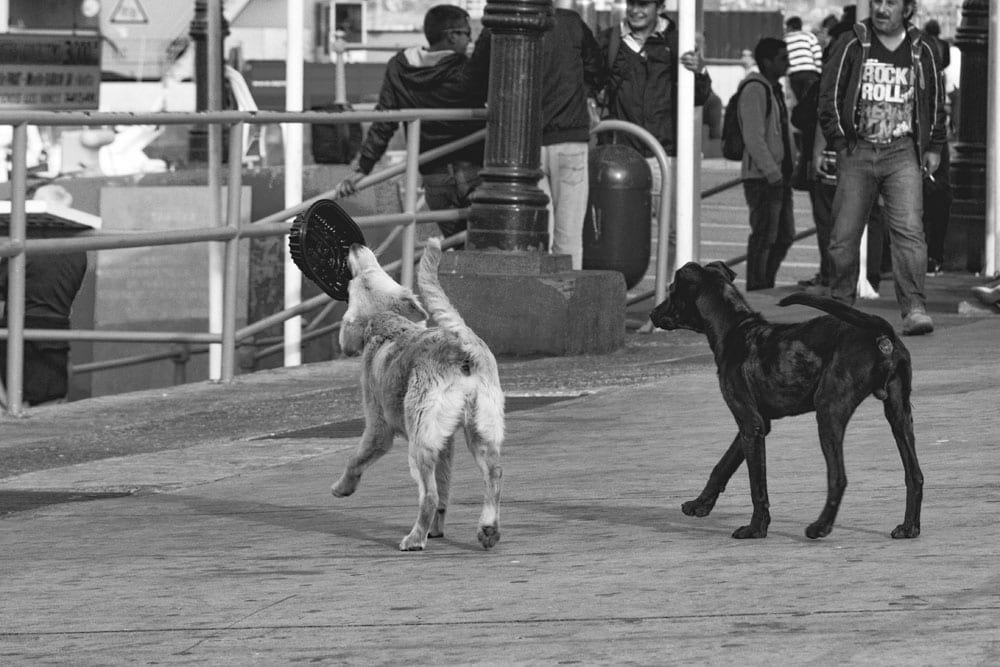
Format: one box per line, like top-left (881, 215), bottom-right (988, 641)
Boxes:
top-left (2, 360), bottom-right (999, 664)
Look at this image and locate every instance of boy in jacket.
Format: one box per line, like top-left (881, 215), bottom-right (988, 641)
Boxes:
top-left (817, 0), bottom-right (947, 335)
top-left (597, 0), bottom-right (710, 230)
top-left (738, 38), bottom-right (795, 291)
top-left (336, 5), bottom-right (484, 241)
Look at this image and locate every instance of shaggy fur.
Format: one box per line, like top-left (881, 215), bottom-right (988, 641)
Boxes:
top-left (332, 238), bottom-right (504, 551)
top-left (649, 261), bottom-right (923, 540)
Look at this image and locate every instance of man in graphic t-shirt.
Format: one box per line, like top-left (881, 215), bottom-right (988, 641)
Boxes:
top-left (817, 0), bottom-right (947, 336)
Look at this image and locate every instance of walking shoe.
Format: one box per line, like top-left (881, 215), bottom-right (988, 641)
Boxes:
top-left (926, 259), bottom-right (943, 276)
top-left (901, 309), bottom-right (934, 336)
top-left (797, 274), bottom-right (824, 288)
top-left (971, 284), bottom-right (1000, 306)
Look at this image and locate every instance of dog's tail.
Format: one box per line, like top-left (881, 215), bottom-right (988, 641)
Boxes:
top-left (779, 292), bottom-right (901, 401)
top-left (778, 293), bottom-right (895, 337)
top-left (417, 237), bottom-right (467, 331)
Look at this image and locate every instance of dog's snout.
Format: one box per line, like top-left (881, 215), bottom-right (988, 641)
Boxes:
top-left (649, 301), bottom-right (676, 329)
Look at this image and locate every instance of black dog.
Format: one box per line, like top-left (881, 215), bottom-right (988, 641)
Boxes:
top-left (650, 262), bottom-right (922, 540)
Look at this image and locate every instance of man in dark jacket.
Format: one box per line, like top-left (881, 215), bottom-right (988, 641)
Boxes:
top-left (817, 0), bottom-right (947, 335)
top-left (597, 0), bottom-right (711, 235)
top-left (335, 5), bottom-right (484, 240)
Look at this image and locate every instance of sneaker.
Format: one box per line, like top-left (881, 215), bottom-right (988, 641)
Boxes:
top-left (926, 259), bottom-right (943, 277)
top-left (971, 284), bottom-right (1000, 306)
top-left (902, 309), bottom-right (934, 336)
top-left (797, 274), bottom-right (824, 288)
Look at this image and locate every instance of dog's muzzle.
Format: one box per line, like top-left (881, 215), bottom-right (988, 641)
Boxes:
top-left (649, 300), bottom-right (679, 330)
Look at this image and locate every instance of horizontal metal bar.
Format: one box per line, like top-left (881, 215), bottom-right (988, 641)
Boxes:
top-left (72, 347), bottom-right (205, 376)
top-left (0, 329), bottom-right (222, 344)
top-left (0, 210), bottom-right (468, 258)
top-left (0, 108), bottom-right (487, 127)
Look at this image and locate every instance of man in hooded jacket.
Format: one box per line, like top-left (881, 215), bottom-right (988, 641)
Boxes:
top-left (335, 4), bottom-right (484, 240)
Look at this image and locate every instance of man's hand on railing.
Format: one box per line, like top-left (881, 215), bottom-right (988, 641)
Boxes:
top-left (335, 169), bottom-right (366, 198)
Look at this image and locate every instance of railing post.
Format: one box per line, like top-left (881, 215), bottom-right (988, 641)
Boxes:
top-left (4, 124), bottom-right (28, 416)
top-left (401, 119), bottom-right (420, 289)
top-left (172, 345), bottom-right (191, 386)
top-left (333, 30), bottom-right (348, 106)
top-left (221, 122), bottom-right (244, 382)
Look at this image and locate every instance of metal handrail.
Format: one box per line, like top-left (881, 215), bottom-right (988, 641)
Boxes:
top-left (1, 107), bottom-right (485, 416)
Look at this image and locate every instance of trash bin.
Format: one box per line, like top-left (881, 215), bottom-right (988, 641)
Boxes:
top-left (583, 143), bottom-right (652, 289)
top-left (310, 102), bottom-right (362, 164)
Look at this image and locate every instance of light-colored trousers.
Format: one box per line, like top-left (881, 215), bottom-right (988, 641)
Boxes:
top-left (539, 142), bottom-right (589, 269)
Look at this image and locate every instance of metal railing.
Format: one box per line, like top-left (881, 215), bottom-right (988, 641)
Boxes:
top-left (1, 107), bottom-right (485, 417)
top-left (2, 104), bottom-right (715, 417)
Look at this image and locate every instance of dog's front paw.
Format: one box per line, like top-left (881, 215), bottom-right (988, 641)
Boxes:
top-left (399, 531), bottom-right (427, 551)
top-left (331, 473), bottom-right (359, 497)
top-left (681, 497), bottom-right (716, 517)
top-left (732, 524), bottom-right (768, 539)
top-left (891, 523), bottom-right (920, 539)
top-left (477, 524), bottom-right (500, 550)
top-left (806, 522), bottom-right (833, 539)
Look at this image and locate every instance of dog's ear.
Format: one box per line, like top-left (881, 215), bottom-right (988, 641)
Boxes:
top-left (705, 261), bottom-right (736, 282)
top-left (395, 293), bottom-right (428, 323)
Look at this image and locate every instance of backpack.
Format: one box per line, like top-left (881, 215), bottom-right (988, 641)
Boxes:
top-left (721, 79), bottom-right (771, 161)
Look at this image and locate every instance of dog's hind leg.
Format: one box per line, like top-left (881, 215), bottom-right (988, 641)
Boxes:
top-left (428, 435), bottom-right (456, 539)
top-left (808, 403), bottom-right (851, 538)
top-left (466, 423), bottom-right (502, 550)
top-left (400, 441), bottom-right (441, 551)
top-left (331, 417), bottom-right (394, 497)
top-left (682, 434), bottom-right (745, 518)
top-left (883, 374), bottom-right (923, 538)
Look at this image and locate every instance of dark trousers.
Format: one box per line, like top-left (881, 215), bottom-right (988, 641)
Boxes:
top-left (922, 145), bottom-right (953, 266)
top-left (421, 161), bottom-right (482, 242)
top-left (789, 71), bottom-right (820, 105)
top-left (743, 179), bottom-right (796, 290)
top-left (808, 180), bottom-right (836, 285)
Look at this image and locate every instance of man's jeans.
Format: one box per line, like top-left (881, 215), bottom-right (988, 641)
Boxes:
top-left (828, 138), bottom-right (928, 315)
top-left (742, 179), bottom-right (795, 290)
top-left (539, 143), bottom-right (589, 269)
top-left (422, 160), bottom-right (482, 241)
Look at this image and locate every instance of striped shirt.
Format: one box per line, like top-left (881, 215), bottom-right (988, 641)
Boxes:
top-left (785, 29), bottom-right (822, 75)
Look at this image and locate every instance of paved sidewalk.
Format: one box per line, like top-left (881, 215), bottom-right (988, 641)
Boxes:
top-left (2, 274), bottom-right (1000, 665)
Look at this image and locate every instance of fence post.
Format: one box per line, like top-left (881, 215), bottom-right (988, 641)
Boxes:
top-left (4, 124), bottom-right (28, 417)
top-left (221, 122), bottom-right (244, 382)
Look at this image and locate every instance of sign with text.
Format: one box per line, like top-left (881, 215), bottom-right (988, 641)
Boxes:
top-left (0, 33), bottom-right (101, 110)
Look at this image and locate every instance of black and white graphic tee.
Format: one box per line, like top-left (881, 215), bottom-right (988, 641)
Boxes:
top-left (855, 35), bottom-right (914, 143)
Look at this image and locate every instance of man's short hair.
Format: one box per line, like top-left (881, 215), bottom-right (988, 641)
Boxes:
top-left (754, 37), bottom-right (787, 68)
top-left (424, 5), bottom-right (470, 45)
top-left (924, 19), bottom-right (941, 37)
top-left (785, 16), bottom-right (803, 31)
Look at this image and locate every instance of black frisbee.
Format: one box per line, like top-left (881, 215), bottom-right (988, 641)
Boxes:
top-left (288, 199), bottom-right (366, 301)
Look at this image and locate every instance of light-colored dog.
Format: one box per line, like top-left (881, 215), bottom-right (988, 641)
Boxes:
top-left (332, 238), bottom-right (504, 551)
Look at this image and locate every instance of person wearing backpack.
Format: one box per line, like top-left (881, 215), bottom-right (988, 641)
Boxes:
top-left (817, 0), bottom-right (947, 335)
top-left (736, 37), bottom-right (795, 291)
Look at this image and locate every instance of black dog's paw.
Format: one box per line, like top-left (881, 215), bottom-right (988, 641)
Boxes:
top-left (681, 497), bottom-right (716, 517)
top-left (732, 524), bottom-right (768, 539)
top-left (891, 523), bottom-right (920, 539)
top-left (805, 522), bottom-right (832, 539)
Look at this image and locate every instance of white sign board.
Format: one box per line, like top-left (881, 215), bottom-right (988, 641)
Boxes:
top-left (0, 33), bottom-right (101, 110)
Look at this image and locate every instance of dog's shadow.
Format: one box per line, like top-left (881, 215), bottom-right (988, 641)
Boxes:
top-left (527, 498), bottom-right (885, 543)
